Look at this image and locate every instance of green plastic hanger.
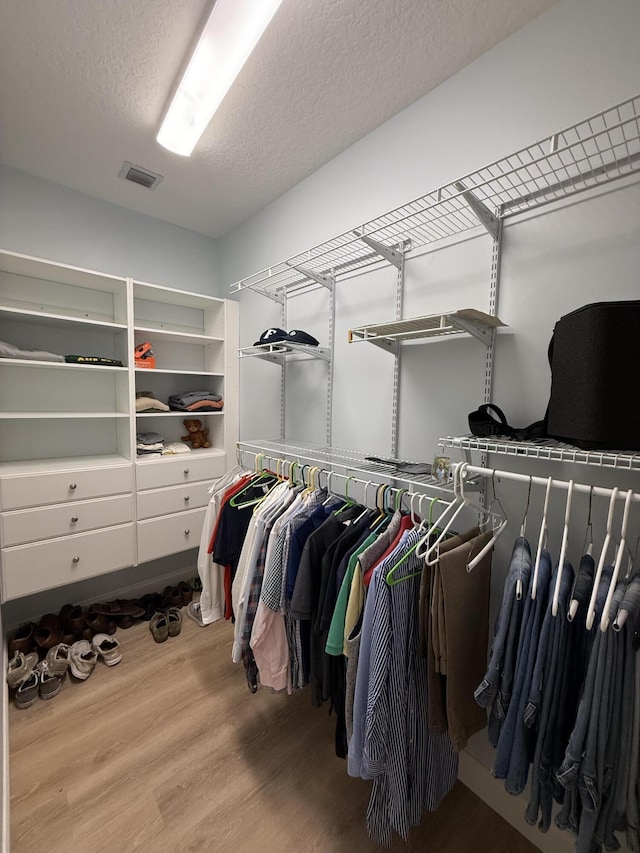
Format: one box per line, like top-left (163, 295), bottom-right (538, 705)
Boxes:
top-left (386, 495), bottom-right (451, 586)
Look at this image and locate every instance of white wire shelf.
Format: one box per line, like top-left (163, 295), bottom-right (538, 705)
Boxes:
top-left (238, 342), bottom-right (331, 364)
top-left (440, 435), bottom-right (640, 472)
top-left (348, 309), bottom-right (505, 352)
top-left (237, 439), bottom-right (472, 497)
top-left (229, 93), bottom-right (640, 300)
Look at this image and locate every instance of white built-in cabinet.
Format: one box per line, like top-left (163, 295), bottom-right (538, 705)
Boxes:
top-left (0, 250), bottom-right (238, 601)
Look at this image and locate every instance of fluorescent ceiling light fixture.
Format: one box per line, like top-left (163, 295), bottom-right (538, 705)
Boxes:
top-left (157, 0), bottom-right (284, 156)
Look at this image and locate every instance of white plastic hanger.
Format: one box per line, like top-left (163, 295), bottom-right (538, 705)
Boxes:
top-left (531, 476), bottom-right (553, 601)
top-left (551, 479), bottom-right (574, 617)
top-left (585, 486), bottom-right (619, 631)
top-left (416, 462), bottom-right (467, 562)
top-left (567, 486), bottom-right (595, 622)
top-left (466, 471), bottom-right (508, 572)
top-left (599, 489), bottom-right (633, 632)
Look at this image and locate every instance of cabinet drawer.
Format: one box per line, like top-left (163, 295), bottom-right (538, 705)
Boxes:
top-left (1, 523), bottom-right (135, 601)
top-left (1, 494), bottom-right (134, 546)
top-left (137, 508), bottom-right (206, 563)
top-left (137, 481), bottom-right (211, 520)
top-left (136, 453), bottom-right (225, 491)
top-left (0, 465), bottom-right (133, 510)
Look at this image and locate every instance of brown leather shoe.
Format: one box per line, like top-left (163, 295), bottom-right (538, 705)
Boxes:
top-left (85, 609), bottom-right (117, 636)
top-left (34, 614), bottom-right (64, 654)
top-left (59, 604), bottom-right (87, 638)
top-left (177, 581), bottom-right (193, 606)
top-left (163, 586), bottom-right (182, 609)
top-left (9, 623), bottom-right (36, 656)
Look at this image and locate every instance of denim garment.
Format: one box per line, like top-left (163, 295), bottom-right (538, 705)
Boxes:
top-left (560, 579), bottom-right (626, 853)
top-left (493, 551), bottom-right (552, 787)
top-left (569, 554), bottom-right (596, 621)
top-left (589, 581), bottom-right (629, 853)
top-left (626, 651), bottom-right (640, 852)
top-left (476, 538), bottom-right (532, 748)
top-left (556, 565), bottom-right (614, 836)
top-left (518, 560), bottom-right (573, 826)
top-left (604, 621), bottom-right (634, 848)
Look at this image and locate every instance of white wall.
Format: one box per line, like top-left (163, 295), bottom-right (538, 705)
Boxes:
top-left (221, 2), bottom-right (640, 849)
top-left (220, 0), bottom-right (640, 476)
top-left (0, 165), bottom-right (221, 295)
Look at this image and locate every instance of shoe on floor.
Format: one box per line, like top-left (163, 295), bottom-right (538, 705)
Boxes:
top-left (189, 576), bottom-right (203, 592)
top-left (36, 660), bottom-right (62, 700)
top-left (186, 600), bottom-right (205, 628)
top-left (34, 613), bottom-right (65, 655)
top-left (167, 607), bottom-right (182, 637)
top-left (69, 640), bottom-right (98, 680)
top-left (177, 581), bottom-right (193, 606)
top-left (149, 612), bottom-right (169, 643)
top-left (92, 634), bottom-right (122, 666)
top-left (85, 608), bottom-right (117, 636)
top-left (46, 643), bottom-right (71, 677)
top-left (8, 622), bottom-right (37, 656)
top-left (6, 650), bottom-right (39, 689)
top-left (163, 586), bottom-right (182, 609)
top-left (14, 670), bottom-right (39, 709)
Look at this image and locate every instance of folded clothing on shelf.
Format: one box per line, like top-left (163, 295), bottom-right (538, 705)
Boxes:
top-left (162, 441), bottom-right (192, 455)
top-left (168, 390), bottom-right (223, 412)
top-left (0, 339), bottom-right (65, 362)
top-left (135, 391), bottom-right (169, 412)
top-left (136, 431), bottom-right (165, 456)
top-left (65, 355), bottom-right (124, 367)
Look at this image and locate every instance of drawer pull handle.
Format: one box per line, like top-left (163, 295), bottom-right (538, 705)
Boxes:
top-left (69, 483), bottom-right (77, 490)
top-left (71, 516), bottom-right (79, 523)
top-left (184, 495), bottom-right (190, 502)
top-left (183, 468), bottom-right (190, 475)
top-left (185, 529), bottom-right (190, 535)
top-left (72, 556), bottom-right (80, 563)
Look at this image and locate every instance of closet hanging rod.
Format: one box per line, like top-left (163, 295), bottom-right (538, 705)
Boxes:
top-left (236, 446), bottom-right (459, 501)
top-left (236, 440), bottom-right (469, 497)
top-left (459, 463), bottom-right (640, 504)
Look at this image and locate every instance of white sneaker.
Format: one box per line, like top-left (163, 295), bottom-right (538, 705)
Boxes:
top-left (92, 634), bottom-right (122, 666)
top-left (6, 650), bottom-right (38, 689)
top-left (46, 643), bottom-right (71, 677)
top-left (69, 640), bottom-right (98, 680)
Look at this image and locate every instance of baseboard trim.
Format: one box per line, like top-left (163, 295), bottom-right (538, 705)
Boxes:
top-left (457, 750), bottom-right (573, 853)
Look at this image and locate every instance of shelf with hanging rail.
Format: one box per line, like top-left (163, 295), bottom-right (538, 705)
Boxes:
top-left (439, 435), bottom-right (640, 473)
top-left (348, 309), bottom-right (506, 354)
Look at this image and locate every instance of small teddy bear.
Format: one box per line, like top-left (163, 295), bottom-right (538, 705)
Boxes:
top-left (181, 418), bottom-right (211, 449)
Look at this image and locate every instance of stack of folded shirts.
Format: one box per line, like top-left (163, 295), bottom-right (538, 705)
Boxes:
top-left (136, 432), bottom-right (165, 456)
top-left (168, 390), bottom-right (224, 412)
top-left (135, 391), bottom-right (170, 413)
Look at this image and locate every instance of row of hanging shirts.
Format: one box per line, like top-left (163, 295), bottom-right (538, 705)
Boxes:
top-left (196, 451), bottom-right (640, 848)
top-left (198, 453), bottom-right (511, 845)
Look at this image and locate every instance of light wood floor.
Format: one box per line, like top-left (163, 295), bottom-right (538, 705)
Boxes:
top-left (9, 609), bottom-right (541, 853)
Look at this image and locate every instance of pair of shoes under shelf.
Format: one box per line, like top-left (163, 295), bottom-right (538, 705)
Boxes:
top-left (149, 608), bottom-right (182, 643)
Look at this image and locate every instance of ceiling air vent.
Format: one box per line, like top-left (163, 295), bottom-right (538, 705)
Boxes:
top-left (118, 162), bottom-right (163, 190)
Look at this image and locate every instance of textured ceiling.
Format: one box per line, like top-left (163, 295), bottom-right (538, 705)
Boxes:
top-left (0, 0), bottom-right (556, 239)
